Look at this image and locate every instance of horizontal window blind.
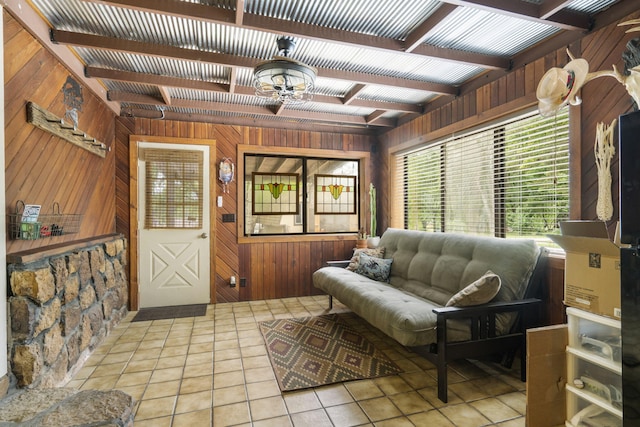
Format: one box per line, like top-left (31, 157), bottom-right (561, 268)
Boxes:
top-left (143, 149), bottom-right (203, 229)
top-left (394, 109), bottom-right (569, 243)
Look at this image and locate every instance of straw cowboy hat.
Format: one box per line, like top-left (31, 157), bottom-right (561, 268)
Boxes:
top-left (537, 58), bottom-right (589, 117)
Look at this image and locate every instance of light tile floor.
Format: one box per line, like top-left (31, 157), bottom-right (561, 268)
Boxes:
top-left (67, 296), bottom-right (527, 426)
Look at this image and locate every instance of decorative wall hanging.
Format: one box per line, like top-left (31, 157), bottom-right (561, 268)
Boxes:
top-left (252, 172), bottom-right (299, 215)
top-left (536, 57), bottom-right (588, 117)
top-left (595, 119), bottom-right (617, 221)
top-left (61, 75), bottom-right (83, 128)
top-left (218, 158), bottom-right (235, 193)
top-left (314, 174), bottom-right (356, 214)
top-left (537, 20), bottom-right (640, 116)
top-left (26, 102), bottom-right (108, 157)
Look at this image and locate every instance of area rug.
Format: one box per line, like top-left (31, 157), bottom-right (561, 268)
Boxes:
top-left (131, 304), bottom-right (207, 322)
top-left (259, 314), bottom-right (401, 391)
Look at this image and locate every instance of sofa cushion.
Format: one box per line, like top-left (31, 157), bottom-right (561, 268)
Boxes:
top-left (379, 229), bottom-right (539, 304)
top-left (312, 267), bottom-right (439, 346)
top-left (346, 247), bottom-right (385, 271)
top-left (445, 270), bottom-right (501, 307)
top-left (356, 253), bottom-right (393, 282)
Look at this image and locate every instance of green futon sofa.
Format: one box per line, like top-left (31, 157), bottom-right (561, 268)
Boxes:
top-left (313, 228), bottom-right (548, 402)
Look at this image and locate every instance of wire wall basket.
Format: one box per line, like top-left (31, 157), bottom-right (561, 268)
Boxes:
top-left (9, 201), bottom-right (83, 240)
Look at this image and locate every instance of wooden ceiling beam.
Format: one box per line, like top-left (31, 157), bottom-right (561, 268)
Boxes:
top-left (228, 67), bottom-right (238, 94)
top-left (123, 107), bottom-right (378, 135)
top-left (80, 0), bottom-right (509, 69)
top-left (273, 103), bottom-right (287, 116)
top-left (343, 84), bottom-right (367, 105)
top-left (366, 110), bottom-right (387, 124)
top-left (85, 66), bottom-right (423, 113)
top-left (235, 0), bottom-right (245, 25)
top-left (53, 29), bottom-right (256, 67)
top-left (275, 108), bottom-right (395, 127)
top-left (54, 29), bottom-right (456, 95)
top-left (158, 86), bottom-right (172, 105)
top-left (439, 0), bottom-right (591, 31)
top-left (411, 44), bottom-right (509, 70)
top-left (81, 0), bottom-right (236, 23)
top-left (539, 0), bottom-right (574, 20)
top-left (86, 65), bottom-right (230, 91)
top-left (404, 4), bottom-right (458, 53)
top-left (109, 90), bottom-right (396, 127)
top-left (111, 90), bottom-right (273, 115)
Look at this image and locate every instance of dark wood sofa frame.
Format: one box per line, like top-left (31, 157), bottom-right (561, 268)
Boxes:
top-left (326, 246), bottom-right (549, 402)
top-left (411, 247), bottom-right (549, 402)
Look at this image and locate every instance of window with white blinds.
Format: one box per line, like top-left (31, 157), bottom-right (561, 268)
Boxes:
top-left (393, 109), bottom-right (569, 244)
top-left (143, 149), bottom-right (204, 229)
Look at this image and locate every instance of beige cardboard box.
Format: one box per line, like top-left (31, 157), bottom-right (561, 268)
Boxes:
top-left (526, 324), bottom-right (568, 427)
top-left (549, 221), bottom-right (621, 320)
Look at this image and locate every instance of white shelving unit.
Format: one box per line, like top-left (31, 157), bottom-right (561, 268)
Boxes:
top-left (565, 307), bottom-right (622, 426)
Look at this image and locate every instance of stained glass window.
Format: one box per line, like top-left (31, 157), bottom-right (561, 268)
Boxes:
top-left (314, 174), bottom-right (356, 214)
top-left (252, 173), bottom-right (299, 215)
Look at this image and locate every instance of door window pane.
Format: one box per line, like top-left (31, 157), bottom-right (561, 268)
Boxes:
top-left (143, 149), bottom-right (203, 229)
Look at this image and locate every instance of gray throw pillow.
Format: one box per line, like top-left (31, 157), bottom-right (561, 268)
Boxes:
top-left (355, 252), bottom-right (393, 282)
top-left (346, 247), bottom-right (385, 271)
top-left (445, 270), bottom-right (501, 307)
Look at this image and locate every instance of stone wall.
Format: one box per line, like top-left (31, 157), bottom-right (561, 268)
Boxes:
top-left (7, 236), bottom-right (128, 389)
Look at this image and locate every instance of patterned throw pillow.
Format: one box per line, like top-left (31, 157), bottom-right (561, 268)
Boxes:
top-left (346, 247), bottom-right (385, 271)
top-left (355, 252), bottom-right (393, 282)
top-left (445, 270), bottom-right (501, 307)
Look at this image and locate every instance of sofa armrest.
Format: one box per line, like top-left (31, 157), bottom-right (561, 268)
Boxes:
top-left (430, 298), bottom-right (541, 350)
top-left (326, 260), bottom-right (351, 268)
top-left (432, 298), bottom-right (541, 319)
top-left (418, 298), bottom-right (541, 403)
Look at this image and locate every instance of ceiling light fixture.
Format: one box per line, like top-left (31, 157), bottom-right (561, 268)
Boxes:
top-left (253, 36), bottom-right (317, 103)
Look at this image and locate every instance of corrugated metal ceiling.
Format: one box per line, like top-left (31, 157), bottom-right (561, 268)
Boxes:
top-left (24, 0), bottom-right (631, 133)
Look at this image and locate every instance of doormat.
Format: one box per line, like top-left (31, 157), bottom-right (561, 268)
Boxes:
top-left (259, 314), bottom-right (401, 392)
top-left (131, 304), bottom-right (208, 322)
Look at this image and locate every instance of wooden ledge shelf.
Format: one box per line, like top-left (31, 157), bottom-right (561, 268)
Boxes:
top-left (7, 234), bottom-right (122, 264)
top-left (26, 101), bottom-right (109, 158)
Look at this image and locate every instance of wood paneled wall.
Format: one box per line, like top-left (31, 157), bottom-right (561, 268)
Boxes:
top-left (4, 12), bottom-right (116, 255)
top-left (377, 11), bottom-right (640, 324)
top-left (114, 117), bottom-right (376, 304)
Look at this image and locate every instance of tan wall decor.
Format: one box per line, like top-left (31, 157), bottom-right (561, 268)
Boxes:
top-left (594, 119), bottom-right (617, 221)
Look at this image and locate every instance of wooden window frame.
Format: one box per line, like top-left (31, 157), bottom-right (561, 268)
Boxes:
top-left (237, 144), bottom-right (370, 244)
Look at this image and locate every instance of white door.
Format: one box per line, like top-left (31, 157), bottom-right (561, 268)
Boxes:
top-left (138, 142), bottom-right (211, 308)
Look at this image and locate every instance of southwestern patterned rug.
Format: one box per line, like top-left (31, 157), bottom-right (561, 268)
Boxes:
top-left (259, 314), bottom-right (402, 392)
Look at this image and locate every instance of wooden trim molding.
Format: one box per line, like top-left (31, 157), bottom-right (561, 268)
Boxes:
top-left (387, 92), bottom-right (539, 157)
top-left (236, 144), bottom-right (371, 244)
top-left (128, 135), bottom-right (217, 310)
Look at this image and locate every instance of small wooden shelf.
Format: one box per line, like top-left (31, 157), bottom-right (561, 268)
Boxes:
top-left (26, 101), bottom-right (109, 158)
